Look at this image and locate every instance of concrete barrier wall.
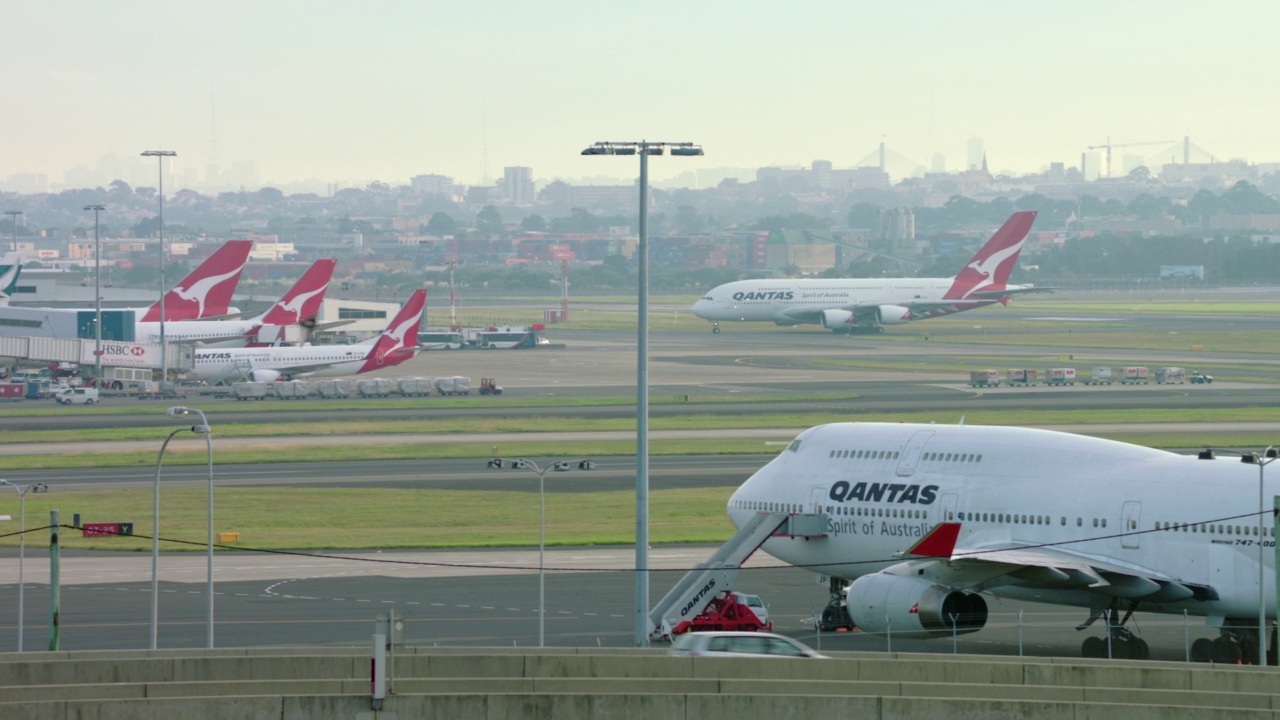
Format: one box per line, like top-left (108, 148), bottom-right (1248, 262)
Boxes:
top-left (3, 648), bottom-right (1279, 720)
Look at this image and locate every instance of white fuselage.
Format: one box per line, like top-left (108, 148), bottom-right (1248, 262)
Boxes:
top-left (692, 278), bottom-right (1019, 324)
top-left (189, 344), bottom-right (372, 381)
top-left (728, 423), bottom-right (1274, 620)
top-left (135, 319), bottom-right (260, 347)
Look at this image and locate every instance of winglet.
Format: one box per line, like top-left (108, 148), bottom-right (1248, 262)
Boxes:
top-left (904, 522), bottom-right (961, 558)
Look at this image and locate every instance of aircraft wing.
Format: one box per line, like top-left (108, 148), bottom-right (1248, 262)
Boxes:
top-left (900, 523), bottom-right (1217, 602)
top-left (309, 319), bottom-right (356, 333)
top-left (966, 286), bottom-right (1055, 299)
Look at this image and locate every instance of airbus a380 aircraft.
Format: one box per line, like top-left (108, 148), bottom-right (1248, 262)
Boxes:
top-left (188, 288), bottom-right (424, 383)
top-left (133, 258), bottom-right (337, 347)
top-left (728, 422), bottom-right (1276, 662)
top-left (692, 211), bottom-right (1043, 333)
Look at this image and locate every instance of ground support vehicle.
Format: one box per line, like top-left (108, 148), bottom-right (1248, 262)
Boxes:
top-left (0, 383), bottom-right (24, 401)
top-left (1045, 368), bottom-right (1076, 386)
top-left (1004, 369), bottom-right (1038, 387)
top-left (315, 379), bottom-right (353, 399)
top-left (1120, 366), bottom-right (1150, 384)
top-left (434, 376), bottom-right (471, 396)
top-left (968, 370), bottom-right (999, 388)
top-left (1085, 367), bottom-right (1113, 385)
top-left (396, 377), bottom-right (434, 397)
top-left (55, 387), bottom-right (99, 405)
top-left (357, 378), bottom-right (393, 398)
top-left (479, 378), bottom-right (503, 395)
top-left (1190, 371), bottom-right (1214, 384)
top-left (233, 382), bottom-right (270, 401)
top-left (670, 591), bottom-right (771, 635)
top-left (275, 380), bottom-right (311, 399)
top-left (1155, 366), bottom-right (1187, 384)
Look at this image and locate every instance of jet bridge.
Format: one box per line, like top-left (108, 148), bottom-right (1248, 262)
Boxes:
top-left (648, 511), bottom-right (827, 640)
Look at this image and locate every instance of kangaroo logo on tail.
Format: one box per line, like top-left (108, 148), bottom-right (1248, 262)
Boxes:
top-left (360, 289), bottom-right (426, 372)
top-left (942, 211), bottom-right (1037, 300)
top-left (141, 240), bottom-right (253, 321)
top-left (260, 259), bottom-right (337, 325)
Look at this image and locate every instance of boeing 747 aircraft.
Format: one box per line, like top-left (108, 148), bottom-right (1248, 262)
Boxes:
top-left (726, 422), bottom-right (1276, 663)
top-left (692, 211), bottom-right (1042, 333)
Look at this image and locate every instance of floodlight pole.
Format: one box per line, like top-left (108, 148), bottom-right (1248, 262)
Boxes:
top-left (581, 140), bottom-right (703, 647)
top-left (3, 211), bottom-right (20, 253)
top-left (142, 150), bottom-right (176, 387)
top-left (0, 480), bottom-right (49, 652)
top-left (85, 205), bottom-right (106, 385)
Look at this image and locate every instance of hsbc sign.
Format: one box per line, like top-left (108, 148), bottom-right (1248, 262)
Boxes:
top-left (80, 342), bottom-right (162, 368)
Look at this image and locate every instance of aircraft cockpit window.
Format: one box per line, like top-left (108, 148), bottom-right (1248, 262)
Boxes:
top-left (787, 439), bottom-right (802, 453)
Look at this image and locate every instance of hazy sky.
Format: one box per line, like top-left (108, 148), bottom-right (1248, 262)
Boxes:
top-left (6, 1), bottom-right (1279, 189)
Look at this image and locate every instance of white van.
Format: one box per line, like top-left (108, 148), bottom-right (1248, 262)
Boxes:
top-left (55, 387), bottom-right (100, 405)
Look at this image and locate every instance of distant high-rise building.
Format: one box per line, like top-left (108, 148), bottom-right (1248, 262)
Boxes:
top-left (502, 166), bottom-right (535, 205)
top-left (811, 160), bottom-right (833, 189)
top-left (967, 137), bottom-right (984, 171)
top-left (411, 174), bottom-right (457, 196)
top-left (931, 152), bottom-right (946, 173)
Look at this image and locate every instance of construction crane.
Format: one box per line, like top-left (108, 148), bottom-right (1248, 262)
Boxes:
top-left (1087, 138), bottom-right (1173, 178)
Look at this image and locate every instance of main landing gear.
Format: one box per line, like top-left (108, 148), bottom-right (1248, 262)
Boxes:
top-left (817, 577), bottom-right (854, 632)
top-left (1190, 619), bottom-right (1275, 665)
top-left (1078, 604), bottom-right (1150, 660)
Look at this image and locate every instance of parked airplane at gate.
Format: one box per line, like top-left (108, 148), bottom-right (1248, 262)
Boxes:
top-left (133, 258), bottom-right (337, 347)
top-left (0, 252), bottom-right (24, 303)
top-left (139, 239), bottom-right (254, 321)
top-left (187, 288), bottom-right (424, 383)
top-left (728, 422), bottom-right (1276, 662)
top-left (692, 211), bottom-right (1042, 333)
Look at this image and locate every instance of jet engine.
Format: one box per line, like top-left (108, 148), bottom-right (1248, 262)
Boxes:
top-left (820, 309), bottom-right (855, 329)
top-left (876, 305), bottom-right (912, 325)
top-left (846, 574), bottom-right (988, 638)
top-left (249, 369), bottom-right (283, 383)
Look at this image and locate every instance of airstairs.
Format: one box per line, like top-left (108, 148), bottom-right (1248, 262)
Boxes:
top-left (648, 511), bottom-right (827, 640)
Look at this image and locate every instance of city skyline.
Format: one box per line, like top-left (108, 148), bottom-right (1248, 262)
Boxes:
top-left (5, 1), bottom-right (1279, 192)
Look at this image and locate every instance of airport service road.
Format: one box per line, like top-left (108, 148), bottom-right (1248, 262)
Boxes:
top-left (0, 546), bottom-right (1223, 661)
top-left (0, 455), bottom-right (775, 492)
top-left (4, 382), bottom-right (1277, 435)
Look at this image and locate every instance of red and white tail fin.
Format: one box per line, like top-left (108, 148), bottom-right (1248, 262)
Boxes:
top-left (941, 211), bottom-right (1037, 300)
top-left (141, 239), bottom-right (254, 321)
top-left (358, 289), bottom-right (426, 373)
top-left (257, 259), bottom-right (337, 325)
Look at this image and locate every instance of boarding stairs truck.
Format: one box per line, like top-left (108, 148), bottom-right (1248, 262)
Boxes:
top-left (648, 511), bottom-right (826, 640)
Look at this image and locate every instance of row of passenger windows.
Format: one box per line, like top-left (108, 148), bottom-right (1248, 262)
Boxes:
top-left (824, 449), bottom-right (984, 463)
top-left (828, 505), bottom-right (927, 519)
top-left (1157, 521), bottom-right (1272, 536)
top-left (829, 449), bottom-right (898, 460)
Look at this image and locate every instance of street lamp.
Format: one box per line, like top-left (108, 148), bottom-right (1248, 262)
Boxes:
top-left (151, 406), bottom-right (213, 649)
top-left (581, 140), bottom-right (703, 646)
top-left (3, 211), bottom-right (20, 253)
top-left (0, 480), bottom-right (50, 652)
top-left (485, 457), bottom-right (593, 646)
top-left (141, 150), bottom-right (176, 387)
top-left (1199, 445), bottom-right (1277, 665)
top-left (84, 205), bottom-right (106, 385)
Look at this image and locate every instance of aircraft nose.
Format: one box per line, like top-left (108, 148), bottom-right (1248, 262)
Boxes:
top-left (692, 298), bottom-right (711, 318)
